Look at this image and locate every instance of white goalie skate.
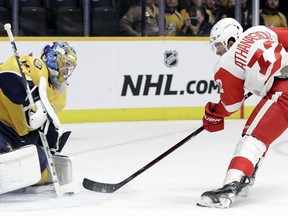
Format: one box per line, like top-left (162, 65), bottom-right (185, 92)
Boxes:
top-left (197, 176), bottom-right (251, 208)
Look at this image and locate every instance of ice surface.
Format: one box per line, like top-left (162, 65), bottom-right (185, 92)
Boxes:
top-left (1, 120), bottom-right (288, 216)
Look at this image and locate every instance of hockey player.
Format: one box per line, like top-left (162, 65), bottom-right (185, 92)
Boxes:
top-left (198, 18), bottom-right (288, 208)
top-left (0, 41), bottom-right (77, 193)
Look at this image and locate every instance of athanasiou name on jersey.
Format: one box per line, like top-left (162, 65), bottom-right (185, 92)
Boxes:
top-left (235, 30), bottom-right (272, 70)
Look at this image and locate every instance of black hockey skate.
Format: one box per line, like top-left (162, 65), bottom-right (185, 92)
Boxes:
top-left (238, 158), bottom-right (261, 197)
top-left (197, 176), bottom-right (250, 208)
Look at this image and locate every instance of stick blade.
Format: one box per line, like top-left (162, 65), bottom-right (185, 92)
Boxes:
top-left (82, 178), bottom-right (122, 193)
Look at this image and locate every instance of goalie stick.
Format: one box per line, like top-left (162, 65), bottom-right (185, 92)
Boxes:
top-left (4, 23), bottom-right (36, 111)
top-left (3, 23), bottom-right (63, 197)
top-left (82, 91), bottom-right (253, 193)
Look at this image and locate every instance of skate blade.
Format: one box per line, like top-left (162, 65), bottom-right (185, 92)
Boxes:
top-left (238, 187), bottom-right (249, 197)
top-left (196, 196), bottom-right (232, 208)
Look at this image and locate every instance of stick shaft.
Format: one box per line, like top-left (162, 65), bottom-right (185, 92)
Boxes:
top-left (82, 126), bottom-right (204, 193)
top-left (83, 92), bottom-right (253, 193)
top-left (4, 23), bottom-right (35, 110)
top-left (39, 129), bottom-right (62, 197)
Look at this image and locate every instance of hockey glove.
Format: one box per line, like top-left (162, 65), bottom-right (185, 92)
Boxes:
top-left (23, 87), bottom-right (47, 130)
top-left (203, 102), bottom-right (224, 132)
top-left (27, 100), bottom-right (48, 129)
top-left (53, 128), bottom-right (71, 154)
top-left (44, 122), bottom-right (71, 154)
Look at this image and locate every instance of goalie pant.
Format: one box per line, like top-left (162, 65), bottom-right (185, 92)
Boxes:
top-left (0, 121), bottom-right (63, 185)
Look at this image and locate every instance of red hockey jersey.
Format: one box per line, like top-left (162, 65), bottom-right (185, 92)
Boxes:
top-left (212, 26), bottom-right (288, 117)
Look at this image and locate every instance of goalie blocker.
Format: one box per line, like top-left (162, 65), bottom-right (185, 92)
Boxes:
top-left (0, 145), bottom-right (77, 195)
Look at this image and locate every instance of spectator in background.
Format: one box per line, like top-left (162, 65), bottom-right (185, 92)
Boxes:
top-left (199, 0), bottom-right (227, 26)
top-left (192, 0), bottom-right (203, 7)
top-left (179, 0), bottom-right (204, 10)
top-left (118, 0), bottom-right (159, 36)
top-left (165, 0), bottom-right (184, 36)
top-left (222, 0), bottom-right (253, 30)
top-left (179, 5), bottom-right (212, 36)
top-left (214, 0), bottom-right (227, 20)
top-left (116, 0), bottom-right (141, 19)
top-left (260, 0), bottom-right (287, 27)
top-left (204, 0), bottom-right (217, 25)
top-left (177, 0), bottom-right (192, 11)
top-left (203, 0), bottom-right (226, 25)
top-left (179, 0), bottom-right (204, 22)
top-left (239, 0), bottom-right (253, 30)
top-left (0, 23), bottom-right (5, 36)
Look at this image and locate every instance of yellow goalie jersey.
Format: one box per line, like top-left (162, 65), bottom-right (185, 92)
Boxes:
top-left (0, 55), bottom-right (66, 136)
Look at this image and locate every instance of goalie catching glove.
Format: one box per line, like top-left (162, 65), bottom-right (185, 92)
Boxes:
top-left (203, 102), bottom-right (224, 132)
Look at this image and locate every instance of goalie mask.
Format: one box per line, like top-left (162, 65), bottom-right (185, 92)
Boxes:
top-left (41, 41), bottom-right (77, 93)
top-left (209, 18), bottom-right (243, 54)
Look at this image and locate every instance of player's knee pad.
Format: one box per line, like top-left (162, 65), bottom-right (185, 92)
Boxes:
top-left (234, 135), bottom-right (266, 166)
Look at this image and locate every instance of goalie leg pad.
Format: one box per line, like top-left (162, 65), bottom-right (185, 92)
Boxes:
top-left (19, 154), bottom-right (78, 195)
top-left (53, 154), bottom-right (74, 186)
top-left (53, 154), bottom-right (79, 194)
top-left (0, 145), bottom-right (41, 194)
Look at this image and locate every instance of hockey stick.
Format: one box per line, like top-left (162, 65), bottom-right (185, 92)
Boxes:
top-left (82, 92), bottom-right (253, 193)
top-left (4, 23), bottom-right (63, 197)
top-left (3, 23), bottom-right (36, 111)
top-left (83, 126), bottom-right (204, 193)
top-left (39, 127), bottom-right (63, 197)
top-left (83, 92), bottom-right (253, 193)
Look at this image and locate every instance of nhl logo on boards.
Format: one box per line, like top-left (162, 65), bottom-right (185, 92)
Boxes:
top-left (164, 50), bottom-right (178, 68)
